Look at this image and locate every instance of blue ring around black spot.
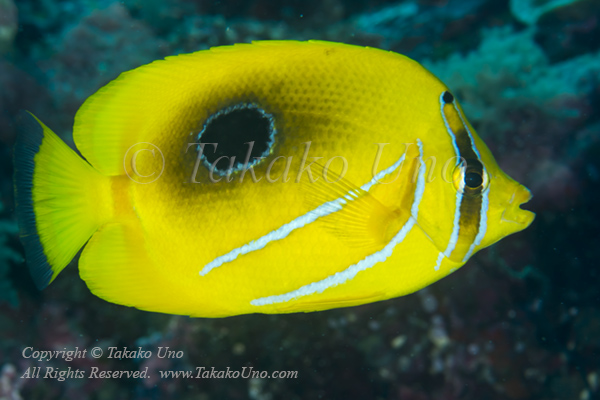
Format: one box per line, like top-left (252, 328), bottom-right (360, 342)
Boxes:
top-left (196, 103), bottom-right (276, 177)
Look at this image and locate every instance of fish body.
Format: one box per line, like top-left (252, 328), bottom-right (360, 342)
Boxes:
top-left (14, 41), bottom-right (534, 317)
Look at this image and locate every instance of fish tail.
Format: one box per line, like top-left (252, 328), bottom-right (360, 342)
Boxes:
top-left (14, 111), bottom-right (112, 289)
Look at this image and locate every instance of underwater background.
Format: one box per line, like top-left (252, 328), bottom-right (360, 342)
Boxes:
top-left (1, 0), bottom-right (599, 399)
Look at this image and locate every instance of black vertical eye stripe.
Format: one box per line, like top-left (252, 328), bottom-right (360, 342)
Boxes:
top-left (441, 92), bottom-right (484, 193)
top-left (440, 91), bottom-right (485, 251)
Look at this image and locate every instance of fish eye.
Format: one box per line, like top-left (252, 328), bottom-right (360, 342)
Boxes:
top-left (465, 171), bottom-right (483, 188)
top-left (452, 159), bottom-right (488, 194)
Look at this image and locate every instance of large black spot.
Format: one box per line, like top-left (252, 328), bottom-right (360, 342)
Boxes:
top-left (198, 105), bottom-right (274, 174)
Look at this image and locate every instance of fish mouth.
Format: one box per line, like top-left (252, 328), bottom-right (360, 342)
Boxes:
top-left (501, 184), bottom-right (536, 228)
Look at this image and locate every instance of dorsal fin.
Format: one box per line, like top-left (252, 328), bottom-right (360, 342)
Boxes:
top-left (72, 41), bottom-right (419, 175)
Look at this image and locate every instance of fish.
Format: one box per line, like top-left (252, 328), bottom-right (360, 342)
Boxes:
top-left (13, 40), bottom-right (535, 317)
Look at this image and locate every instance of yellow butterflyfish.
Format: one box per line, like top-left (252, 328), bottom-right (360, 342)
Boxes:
top-left (13, 41), bottom-right (534, 317)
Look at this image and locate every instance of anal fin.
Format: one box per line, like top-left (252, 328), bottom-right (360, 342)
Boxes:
top-left (79, 221), bottom-right (190, 315)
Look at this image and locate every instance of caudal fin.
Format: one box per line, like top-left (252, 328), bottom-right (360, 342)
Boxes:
top-left (13, 111), bottom-right (111, 289)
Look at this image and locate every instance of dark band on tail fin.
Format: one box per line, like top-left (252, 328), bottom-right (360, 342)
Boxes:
top-left (13, 111), bottom-right (52, 289)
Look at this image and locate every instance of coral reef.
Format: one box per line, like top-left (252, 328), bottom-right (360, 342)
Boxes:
top-left (510, 0), bottom-right (594, 25)
top-left (355, 0), bottom-right (494, 59)
top-left (37, 3), bottom-right (166, 139)
top-left (0, 364), bottom-right (23, 400)
top-left (531, 0), bottom-right (600, 63)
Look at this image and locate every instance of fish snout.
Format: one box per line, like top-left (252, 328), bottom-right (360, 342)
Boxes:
top-left (501, 184), bottom-right (535, 228)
